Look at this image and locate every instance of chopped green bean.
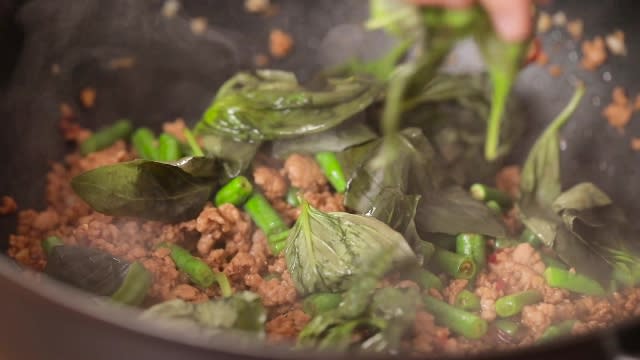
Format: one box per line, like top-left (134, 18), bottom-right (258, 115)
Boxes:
top-left (495, 290), bottom-right (542, 317)
top-left (423, 295), bottom-right (488, 339)
top-left (243, 192), bottom-right (289, 254)
top-left (80, 119), bottom-right (133, 155)
top-left (470, 183), bottom-right (513, 208)
top-left (494, 237), bottom-right (519, 249)
top-left (183, 128), bottom-right (204, 157)
top-left (544, 267), bottom-right (605, 296)
top-left (110, 261), bottom-right (151, 306)
top-left (495, 319), bottom-right (520, 337)
top-left (132, 128), bottom-right (160, 160)
top-left (541, 254), bottom-right (568, 270)
top-left (42, 236), bottom-right (64, 255)
top-left (454, 290), bottom-right (481, 311)
top-left (520, 228), bottom-right (543, 248)
top-left (486, 200), bottom-right (502, 215)
top-left (286, 187), bottom-right (301, 207)
top-left (303, 293), bottom-right (343, 316)
top-left (432, 247), bottom-right (476, 280)
top-left (315, 151), bottom-right (347, 193)
top-left (157, 133), bottom-right (182, 162)
top-left (214, 176), bottom-right (253, 207)
top-left (160, 243), bottom-right (230, 295)
top-left (537, 320), bottom-right (577, 343)
top-left (408, 268), bottom-right (443, 290)
top-left (456, 233), bottom-right (487, 271)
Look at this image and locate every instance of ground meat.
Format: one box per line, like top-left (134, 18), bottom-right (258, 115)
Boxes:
top-left (171, 284), bottom-right (209, 302)
top-left (474, 278), bottom-right (501, 321)
top-left (302, 191), bottom-right (345, 213)
top-left (566, 19), bottom-right (584, 40)
top-left (631, 138), bottom-right (640, 151)
top-left (547, 64), bottom-right (563, 77)
top-left (411, 311), bottom-right (450, 354)
top-left (581, 36), bottom-right (607, 70)
top-left (254, 166), bottom-right (288, 200)
top-left (58, 103), bottom-right (91, 143)
top-left (272, 198), bottom-right (301, 225)
top-left (282, 154), bottom-right (327, 192)
top-left (266, 308), bottom-right (310, 342)
top-left (195, 204), bottom-right (252, 257)
top-left (80, 87), bottom-right (96, 109)
top-left (443, 279), bottom-right (469, 305)
top-left (521, 303), bottom-right (556, 337)
top-left (603, 86), bottom-right (633, 133)
top-left (484, 244), bottom-right (546, 296)
top-left (140, 247), bottom-right (182, 302)
top-left (0, 196), bottom-right (17, 215)
top-left (251, 271), bottom-right (298, 307)
top-left (254, 54), bottom-right (270, 67)
top-left (495, 166), bottom-right (521, 199)
top-left (269, 29), bottom-right (294, 59)
top-left (162, 118), bottom-right (188, 142)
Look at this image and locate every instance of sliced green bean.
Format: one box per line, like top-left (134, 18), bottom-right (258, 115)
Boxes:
top-left (495, 290), bottom-right (542, 317)
top-left (80, 119), bottom-right (133, 155)
top-left (537, 320), bottom-right (577, 343)
top-left (160, 243), bottom-right (230, 296)
top-left (423, 295), bottom-right (488, 339)
top-left (456, 233), bottom-right (487, 271)
top-left (495, 319), bottom-right (520, 337)
top-left (544, 267), bottom-right (605, 296)
top-left (408, 268), bottom-right (443, 290)
top-left (541, 254), bottom-right (568, 270)
top-left (303, 293), bottom-right (343, 316)
top-left (486, 200), bottom-right (502, 215)
top-left (42, 236), bottom-right (64, 255)
top-left (157, 133), bottom-right (182, 162)
top-left (183, 128), bottom-right (204, 157)
top-left (520, 228), bottom-right (543, 248)
top-left (243, 192), bottom-right (289, 253)
top-left (214, 176), bottom-right (253, 207)
top-left (286, 187), bottom-right (301, 207)
top-left (315, 151), bottom-right (347, 193)
top-left (110, 261), bottom-right (151, 306)
top-left (454, 290), bottom-right (481, 311)
top-left (432, 247), bottom-right (476, 280)
top-left (470, 183), bottom-right (512, 208)
top-left (131, 128), bottom-right (160, 160)
top-left (494, 237), bottom-right (519, 249)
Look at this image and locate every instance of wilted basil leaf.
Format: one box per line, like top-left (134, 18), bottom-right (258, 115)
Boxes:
top-left (71, 158), bottom-right (220, 222)
top-left (271, 120), bottom-right (378, 160)
top-left (284, 202), bottom-right (416, 295)
top-left (195, 70), bottom-right (380, 143)
top-left (141, 291), bottom-right (266, 335)
top-left (200, 134), bottom-right (260, 179)
top-left (45, 246), bottom-right (130, 297)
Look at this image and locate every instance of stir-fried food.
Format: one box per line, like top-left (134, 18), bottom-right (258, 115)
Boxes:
top-left (6, 1), bottom-right (640, 357)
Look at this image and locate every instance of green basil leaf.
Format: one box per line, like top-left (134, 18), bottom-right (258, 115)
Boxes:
top-left (195, 70), bottom-right (380, 143)
top-left (200, 134), bottom-right (260, 179)
top-left (141, 291), bottom-right (266, 335)
top-left (71, 158), bottom-right (219, 222)
top-left (284, 202), bottom-right (416, 295)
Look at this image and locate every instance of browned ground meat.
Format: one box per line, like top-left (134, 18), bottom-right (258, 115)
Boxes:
top-left (8, 117), bottom-right (640, 356)
top-left (0, 196), bottom-right (18, 215)
top-left (162, 118), bottom-right (188, 142)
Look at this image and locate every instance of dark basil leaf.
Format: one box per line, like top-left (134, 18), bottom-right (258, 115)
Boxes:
top-left (271, 119), bottom-right (378, 159)
top-left (45, 246), bottom-right (129, 296)
top-left (416, 186), bottom-right (506, 238)
top-left (71, 158), bottom-right (219, 222)
top-left (200, 134), bottom-right (259, 179)
top-left (141, 291), bottom-right (266, 335)
top-left (173, 156), bottom-right (221, 178)
top-left (195, 70), bottom-right (380, 143)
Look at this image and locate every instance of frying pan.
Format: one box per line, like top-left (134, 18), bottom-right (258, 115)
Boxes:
top-left (1, 0), bottom-right (640, 359)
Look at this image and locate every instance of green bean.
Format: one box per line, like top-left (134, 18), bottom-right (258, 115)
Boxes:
top-left (214, 176), bottom-right (253, 207)
top-left (243, 193), bottom-right (289, 253)
top-left (314, 151), bottom-right (347, 193)
top-left (454, 290), bottom-right (481, 311)
top-left (537, 320), bottom-right (577, 343)
top-left (110, 261), bottom-right (151, 306)
top-left (469, 183), bottom-right (512, 208)
top-left (157, 133), bottom-right (182, 162)
top-left (80, 119), bottom-right (133, 155)
top-left (183, 128), bottom-right (204, 157)
top-left (541, 254), bottom-right (568, 270)
top-left (408, 268), bottom-right (443, 290)
top-left (544, 267), bottom-right (606, 296)
top-left (42, 236), bottom-right (64, 255)
top-left (456, 233), bottom-right (487, 271)
top-left (160, 243), bottom-right (230, 295)
top-left (486, 200), bottom-right (502, 215)
top-left (286, 187), bottom-right (301, 207)
top-left (494, 237), bottom-right (519, 249)
top-left (213, 271), bottom-right (232, 297)
top-left (423, 295), bottom-right (488, 339)
top-left (432, 247), bottom-right (476, 280)
top-left (131, 128), bottom-right (160, 160)
top-left (520, 228), bottom-right (543, 248)
top-left (495, 290), bottom-right (542, 317)
top-left (303, 293), bottom-right (343, 316)
top-left (495, 320), bottom-right (520, 337)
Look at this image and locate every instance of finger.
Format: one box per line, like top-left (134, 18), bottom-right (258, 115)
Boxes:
top-left (406, 0), bottom-right (475, 9)
top-left (480, 0), bottom-right (533, 43)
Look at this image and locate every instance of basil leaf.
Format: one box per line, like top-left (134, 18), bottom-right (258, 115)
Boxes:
top-left (141, 291), bottom-right (266, 335)
top-left (271, 119), bottom-right (377, 160)
top-left (200, 134), bottom-right (260, 179)
top-left (71, 158), bottom-right (220, 222)
top-left (284, 202), bottom-right (416, 295)
top-left (195, 70), bottom-right (380, 143)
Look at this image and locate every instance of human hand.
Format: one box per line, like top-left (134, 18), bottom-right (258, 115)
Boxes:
top-left (407, 0), bottom-right (534, 43)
